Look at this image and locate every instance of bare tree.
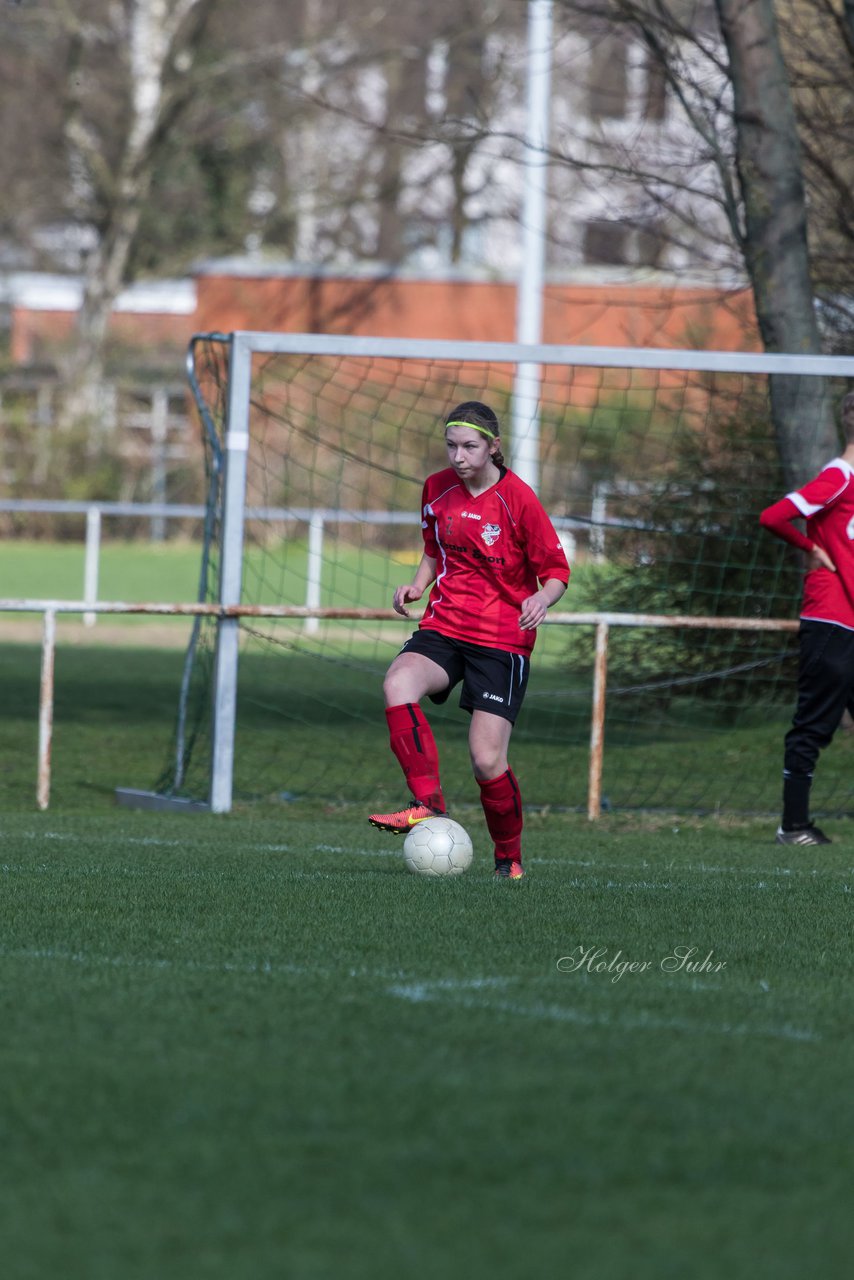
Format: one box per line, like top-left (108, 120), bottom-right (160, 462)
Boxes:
top-left (715, 0), bottom-right (836, 480)
top-left (782, 0), bottom-right (854, 345)
top-left (9, 0), bottom-right (847, 487)
top-left (0, 6), bottom-right (74, 267)
top-left (266, 1), bottom-right (519, 268)
top-left (551, 0), bottom-right (838, 481)
top-left (57, 0), bottom-right (216, 426)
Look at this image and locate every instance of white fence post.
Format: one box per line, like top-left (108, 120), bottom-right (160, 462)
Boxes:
top-left (304, 511), bottom-right (324, 636)
top-left (150, 387), bottom-right (168, 542)
top-left (83, 506), bottom-right (101, 627)
top-left (587, 620), bottom-right (609, 820)
top-left (37, 608), bottom-right (56, 810)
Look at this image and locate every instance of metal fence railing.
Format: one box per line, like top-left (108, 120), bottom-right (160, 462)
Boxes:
top-left (0, 598), bottom-right (798, 817)
top-left (0, 499), bottom-right (585, 630)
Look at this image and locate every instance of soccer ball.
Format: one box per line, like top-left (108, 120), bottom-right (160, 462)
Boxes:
top-left (403, 817), bottom-right (474, 877)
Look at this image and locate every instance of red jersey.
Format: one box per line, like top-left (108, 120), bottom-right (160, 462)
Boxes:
top-left (759, 457), bottom-right (854, 630)
top-left (418, 466), bottom-right (570, 655)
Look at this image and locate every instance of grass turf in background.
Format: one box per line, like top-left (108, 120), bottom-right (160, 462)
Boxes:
top-left (0, 808), bottom-right (852, 1279)
top-left (0, 536), bottom-right (441, 614)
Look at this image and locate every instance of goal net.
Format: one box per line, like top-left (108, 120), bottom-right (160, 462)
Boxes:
top-left (153, 331), bottom-right (854, 819)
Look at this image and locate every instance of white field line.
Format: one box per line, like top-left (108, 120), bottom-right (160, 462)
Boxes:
top-left (2, 837), bottom-right (852, 893)
top-left (0, 944), bottom-right (402, 985)
top-left (386, 979), bottom-right (821, 1044)
top-left (4, 858), bottom-right (848, 894)
top-left (551, 875), bottom-right (852, 894)
top-left (0, 942), bottom-right (821, 1045)
top-left (531, 856), bottom-right (854, 878)
top-left (3, 833), bottom-right (401, 859)
top-left (5, 833), bottom-right (852, 878)
top-left (0, 832), bottom-right (833, 1044)
top-left (0, 945), bottom-right (306, 979)
top-left (5, 831), bottom-right (182, 847)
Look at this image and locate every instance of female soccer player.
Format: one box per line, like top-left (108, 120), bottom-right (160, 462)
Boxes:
top-left (759, 390), bottom-right (854, 846)
top-left (368, 400), bottom-right (570, 878)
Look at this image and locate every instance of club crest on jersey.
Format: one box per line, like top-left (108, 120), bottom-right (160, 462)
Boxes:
top-left (481, 522), bottom-right (501, 547)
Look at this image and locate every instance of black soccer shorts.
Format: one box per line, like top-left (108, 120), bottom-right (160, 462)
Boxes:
top-left (398, 629), bottom-right (530, 724)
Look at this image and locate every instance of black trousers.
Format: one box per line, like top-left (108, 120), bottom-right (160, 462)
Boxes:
top-left (784, 619), bottom-right (854, 785)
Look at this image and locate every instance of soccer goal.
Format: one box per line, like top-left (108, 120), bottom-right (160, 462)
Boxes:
top-left (146, 330), bottom-right (854, 819)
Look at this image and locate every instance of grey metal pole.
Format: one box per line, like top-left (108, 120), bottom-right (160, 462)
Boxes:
top-left (511, 0), bottom-right (553, 492)
top-left (209, 333), bottom-right (252, 813)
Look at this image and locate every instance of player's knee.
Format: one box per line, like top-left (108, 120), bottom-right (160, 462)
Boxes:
top-left (383, 659), bottom-right (424, 706)
top-left (383, 669), bottom-right (410, 705)
top-left (470, 746), bottom-right (507, 780)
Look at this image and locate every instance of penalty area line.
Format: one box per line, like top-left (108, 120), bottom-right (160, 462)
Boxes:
top-left (0, 945), bottom-right (823, 1045)
top-left (385, 980), bottom-right (821, 1044)
top-left (532, 856), bottom-right (852, 879)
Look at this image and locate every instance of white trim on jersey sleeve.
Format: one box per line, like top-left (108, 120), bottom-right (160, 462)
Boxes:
top-left (425, 519), bottom-right (449, 619)
top-left (787, 491), bottom-right (824, 517)
top-left (788, 459), bottom-right (852, 516)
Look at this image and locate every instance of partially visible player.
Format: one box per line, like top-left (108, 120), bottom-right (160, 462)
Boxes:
top-left (368, 401), bottom-right (570, 879)
top-left (759, 390), bottom-right (854, 845)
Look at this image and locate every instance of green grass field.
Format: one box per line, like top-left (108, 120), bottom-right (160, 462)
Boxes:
top-left (0, 643), bottom-right (852, 1277)
top-left (1, 542), bottom-right (853, 1277)
top-left (2, 806), bottom-right (852, 1280)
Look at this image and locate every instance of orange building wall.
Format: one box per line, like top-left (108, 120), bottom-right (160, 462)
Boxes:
top-left (194, 273), bottom-right (760, 352)
top-left (9, 272), bottom-right (761, 367)
top-left (10, 306), bottom-right (196, 366)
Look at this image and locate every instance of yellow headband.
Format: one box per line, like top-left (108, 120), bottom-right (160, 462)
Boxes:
top-left (444, 419), bottom-right (498, 439)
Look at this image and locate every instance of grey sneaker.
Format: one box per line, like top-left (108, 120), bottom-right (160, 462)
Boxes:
top-left (775, 824), bottom-right (832, 847)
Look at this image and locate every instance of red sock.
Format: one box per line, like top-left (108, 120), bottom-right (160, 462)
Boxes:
top-left (385, 703), bottom-right (445, 811)
top-left (478, 768), bottom-right (523, 861)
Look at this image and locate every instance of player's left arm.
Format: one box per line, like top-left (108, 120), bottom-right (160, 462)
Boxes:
top-left (519, 577), bottom-right (568, 630)
top-left (517, 495), bottom-right (571, 630)
top-left (393, 552), bottom-right (438, 616)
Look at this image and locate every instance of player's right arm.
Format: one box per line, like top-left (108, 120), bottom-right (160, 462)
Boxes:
top-left (760, 497), bottom-right (837, 571)
top-left (759, 496), bottom-right (815, 552)
top-left (393, 553), bottom-right (437, 617)
top-left (760, 467), bottom-right (849, 571)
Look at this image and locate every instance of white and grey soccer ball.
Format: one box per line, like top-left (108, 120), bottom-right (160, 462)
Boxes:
top-left (403, 817), bottom-right (474, 877)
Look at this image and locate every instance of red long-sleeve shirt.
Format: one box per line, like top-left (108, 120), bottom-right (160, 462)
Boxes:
top-left (760, 457), bottom-right (854, 629)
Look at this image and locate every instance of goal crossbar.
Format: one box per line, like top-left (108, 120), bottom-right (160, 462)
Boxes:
top-left (221, 330), bottom-right (854, 378)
